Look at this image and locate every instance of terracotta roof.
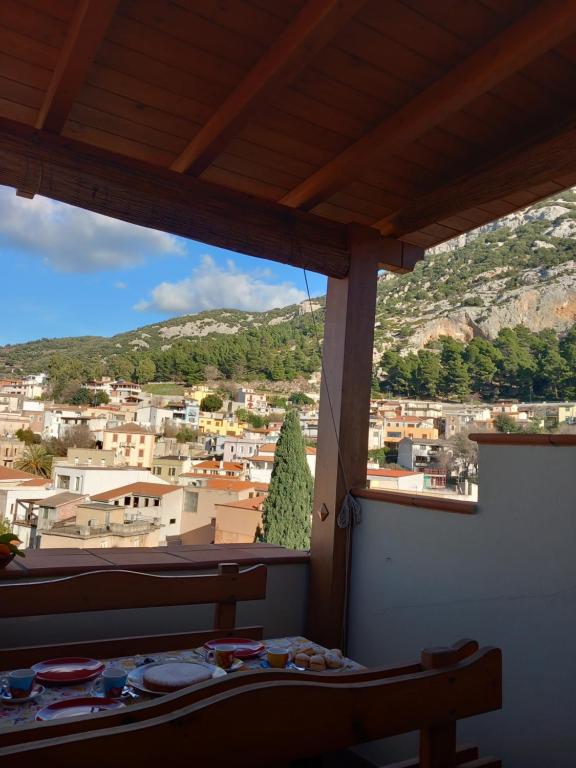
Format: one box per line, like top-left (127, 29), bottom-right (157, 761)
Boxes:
top-left (91, 483), bottom-right (182, 501)
top-left (366, 468), bottom-right (420, 478)
top-left (39, 492), bottom-right (86, 507)
top-left (17, 477), bottom-right (52, 487)
top-left (0, 467), bottom-right (37, 481)
top-left (258, 444), bottom-right (277, 453)
top-left (184, 477), bottom-right (257, 492)
top-left (215, 497), bottom-right (267, 511)
top-left (193, 461), bottom-right (244, 471)
top-left (104, 423), bottom-right (154, 434)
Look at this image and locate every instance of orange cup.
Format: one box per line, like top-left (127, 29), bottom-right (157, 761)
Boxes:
top-left (267, 648), bottom-right (290, 668)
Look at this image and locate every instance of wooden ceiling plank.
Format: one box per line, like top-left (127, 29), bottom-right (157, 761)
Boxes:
top-left (0, 117), bottom-right (350, 278)
top-left (35, 0), bottom-right (119, 133)
top-left (379, 115), bottom-right (576, 239)
top-left (171, 0), bottom-right (367, 175)
top-left (281, 0), bottom-right (576, 210)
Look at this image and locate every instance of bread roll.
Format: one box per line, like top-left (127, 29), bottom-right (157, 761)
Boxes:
top-left (308, 654), bottom-right (326, 672)
top-left (294, 653), bottom-right (309, 669)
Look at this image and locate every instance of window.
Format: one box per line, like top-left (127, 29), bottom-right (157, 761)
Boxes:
top-left (169, 518), bottom-right (176, 525)
top-left (153, 499), bottom-right (160, 507)
top-left (126, 434), bottom-right (132, 444)
top-left (74, 476), bottom-right (82, 492)
top-left (140, 435), bottom-right (145, 444)
top-left (112, 433), bottom-right (118, 443)
top-left (168, 467), bottom-right (176, 477)
top-left (153, 466), bottom-right (161, 475)
top-left (184, 492), bottom-right (198, 513)
top-left (138, 449), bottom-right (144, 458)
top-left (124, 496), bottom-right (130, 505)
top-left (57, 474), bottom-right (70, 490)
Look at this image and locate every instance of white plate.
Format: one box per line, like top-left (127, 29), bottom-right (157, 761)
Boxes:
top-left (127, 661), bottom-right (225, 696)
top-left (1, 683), bottom-right (45, 704)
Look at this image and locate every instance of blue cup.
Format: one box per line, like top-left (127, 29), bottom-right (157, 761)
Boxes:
top-left (8, 668), bottom-right (36, 699)
top-left (94, 666), bottom-right (127, 698)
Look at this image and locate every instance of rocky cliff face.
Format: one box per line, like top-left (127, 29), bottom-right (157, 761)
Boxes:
top-left (374, 190), bottom-right (576, 355)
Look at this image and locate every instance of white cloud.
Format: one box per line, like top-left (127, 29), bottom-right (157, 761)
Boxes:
top-left (135, 255), bottom-right (306, 314)
top-left (0, 188), bottom-right (184, 272)
top-left (114, 281), bottom-right (128, 289)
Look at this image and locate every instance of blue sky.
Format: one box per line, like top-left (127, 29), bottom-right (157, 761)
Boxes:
top-left (0, 188), bottom-right (327, 345)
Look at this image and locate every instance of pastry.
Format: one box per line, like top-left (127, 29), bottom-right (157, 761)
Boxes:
top-left (308, 654), bottom-right (326, 672)
top-left (294, 653), bottom-right (309, 669)
top-left (325, 650), bottom-right (344, 669)
top-left (143, 663), bottom-right (212, 692)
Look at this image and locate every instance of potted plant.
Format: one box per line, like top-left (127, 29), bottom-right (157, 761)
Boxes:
top-left (0, 533), bottom-right (25, 569)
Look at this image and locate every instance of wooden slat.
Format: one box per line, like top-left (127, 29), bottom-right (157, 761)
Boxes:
top-left (0, 647), bottom-right (502, 765)
top-left (36, 0), bottom-right (118, 132)
top-left (0, 117), bottom-right (350, 277)
top-left (281, 0), bottom-right (576, 210)
top-left (378, 114), bottom-right (576, 239)
top-left (0, 626), bottom-right (264, 671)
top-left (171, 0), bottom-right (366, 174)
top-left (0, 564), bottom-right (266, 617)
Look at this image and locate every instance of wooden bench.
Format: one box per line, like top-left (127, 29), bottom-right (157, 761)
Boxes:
top-left (0, 562), bottom-right (267, 669)
top-left (0, 638), bottom-right (502, 768)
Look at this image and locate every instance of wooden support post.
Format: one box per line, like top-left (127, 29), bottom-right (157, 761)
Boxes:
top-left (306, 224), bottom-right (382, 649)
top-left (214, 562), bottom-right (239, 632)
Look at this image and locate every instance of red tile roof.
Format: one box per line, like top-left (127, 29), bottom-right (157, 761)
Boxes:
top-left (187, 477), bottom-right (257, 492)
top-left (91, 482), bottom-right (182, 501)
top-left (104, 423), bottom-right (154, 434)
top-left (0, 466), bottom-right (37, 481)
top-left (193, 460), bottom-right (244, 471)
top-left (215, 497), bottom-right (266, 511)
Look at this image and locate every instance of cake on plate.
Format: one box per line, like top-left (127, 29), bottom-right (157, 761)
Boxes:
top-left (143, 663), bottom-right (212, 692)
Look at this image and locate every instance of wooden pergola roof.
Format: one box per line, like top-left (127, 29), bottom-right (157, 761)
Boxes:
top-left (2, 0), bottom-right (576, 277)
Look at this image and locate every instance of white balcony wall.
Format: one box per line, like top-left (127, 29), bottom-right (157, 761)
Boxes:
top-left (348, 442), bottom-right (576, 768)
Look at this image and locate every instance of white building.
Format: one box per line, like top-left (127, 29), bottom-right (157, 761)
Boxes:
top-left (248, 445), bottom-right (316, 484)
top-left (52, 465), bottom-right (167, 496)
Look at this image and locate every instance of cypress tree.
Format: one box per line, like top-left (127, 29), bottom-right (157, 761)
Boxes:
top-left (261, 410), bottom-right (312, 550)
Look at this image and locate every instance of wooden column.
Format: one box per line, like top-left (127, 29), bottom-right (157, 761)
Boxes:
top-left (306, 224), bottom-right (383, 649)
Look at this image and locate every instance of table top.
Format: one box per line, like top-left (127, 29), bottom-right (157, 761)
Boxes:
top-left (0, 637), bottom-right (362, 731)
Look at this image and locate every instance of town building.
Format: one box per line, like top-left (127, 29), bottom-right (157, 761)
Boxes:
top-left (236, 388), bottom-right (267, 412)
top-left (91, 482), bottom-right (186, 544)
top-left (52, 465), bottom-right (164, 496)
top-left (0, 437), bottom-right (26, 468)
top-left (214, 496), bottom-right (266, 544)
top-left (366, 467), bottom-right (425, 492)
top-left (152, 455), bottom-right (192, 483)
top-left (102, 423), bottom-right (156, 468)
top-left (39, 501), bottom-right (161, 549)
top-left (222, 437), bottom-right (264, 463)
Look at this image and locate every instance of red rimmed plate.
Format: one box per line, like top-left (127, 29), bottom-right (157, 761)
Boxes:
top-left (203, 638), bottom-right (265, 659)
top-left (32, 657), bottom-right (105, 684)
top-left (35, 697), bottom-right (125, 721)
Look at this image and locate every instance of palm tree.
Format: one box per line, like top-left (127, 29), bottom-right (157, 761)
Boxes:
top-left (15, 445), bottom-right (53, 478)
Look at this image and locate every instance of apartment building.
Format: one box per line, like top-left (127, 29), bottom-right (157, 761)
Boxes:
top-left (102, 423), bottom-right (156, 468)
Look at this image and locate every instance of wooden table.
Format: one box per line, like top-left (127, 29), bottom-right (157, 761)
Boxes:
top-left (0, 636), bottom-right (362, 731)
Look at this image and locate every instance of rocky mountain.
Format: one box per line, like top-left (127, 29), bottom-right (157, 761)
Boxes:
top-left (373, 189), bottom-right (576, 356)
top-left (1, 189), bottom-right (576, 382)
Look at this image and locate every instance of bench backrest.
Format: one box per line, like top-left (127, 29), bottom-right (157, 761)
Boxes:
top-left (0, 563), bottom-right (267, 668)
top-left (0, 639), bottom-right (502, 768)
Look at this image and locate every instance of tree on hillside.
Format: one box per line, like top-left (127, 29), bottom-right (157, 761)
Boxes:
top-left (15, 445), bottom-right (53, 478)
top-left (493, 414), bottom-right (521, 433)
top-left (201, 394), bottom-right (223, 412)
top-left (439, 337), bottom-right (471, 400)
top-left (176, 426), bottom-right (198, 443)
top-left (71, 387), bottom-right (91, 405)
top-left (91, 391), bottom-right (110, 406)
top-left (136, 357), bottom-right (156, 384)
top-left (414, 349), bottom-right (441, 398)
top-left (288, 392), bottom-right (314, 406)
top-left (15, 428), bottom-right (41, 445)
top-left (261, 410), bottom-right (312, 550)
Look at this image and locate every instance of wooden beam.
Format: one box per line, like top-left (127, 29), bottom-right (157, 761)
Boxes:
top-left (171, 0), bottom-right (366, 175)
top-left (0, 118), bottom-right (349, 278)
top-left (307, 224), bottom-right (383, 649)
top-left (377, 115), bottom-right (576, 239)
top-left (281, 0), bottom-right (576, 211)
top-left (36, 0), bottom-right (118, 133)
